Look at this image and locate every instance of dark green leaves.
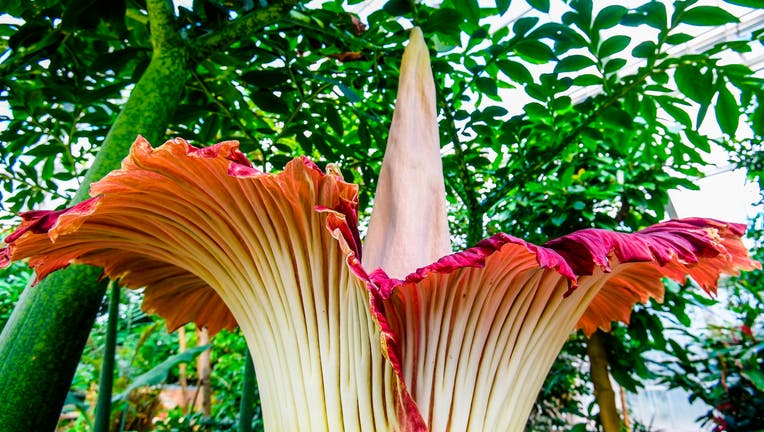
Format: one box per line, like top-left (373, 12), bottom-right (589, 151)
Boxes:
top-left (679, 6), bottom-right (739, 26)
top-left (249, 91), bottom-right (290, 115)
top-left (451, 0), bottom-right (481, 27)
top-left (657, 97), bottom-right (693, 128)
top-left (554, 55), bottom-right (595, 73)
top-left (475, 77), bottom-right (498, 96)
top-left (592, 5), bottom-right (627, 30)
top-left (573, 74), bottom-right (601, 86)
top-left (527, 0), bottom-right (550, 13)
top-left (665, 33), bottom-right (694, 45)
top-left (497, 60), bottom-right (533, 84)
top-left (631, 41), bottom-right (655, 58)
top-left (674, 65), bottom-right (713, 104)
top-left (514, 40), bottom-right (556, 63)
top-left (427, 8), bottom-right (464, 36)
top-left (722, 0), bottom-right (763, 6)
top-left (527, 23), bottom-right (587, 48)
top-left (598, 35), bottom-right (631, 58)
top-left (715, 83), bottom-right (739, 136)
top-left (112, 345), bottom-right (212, 402)
top-left (325, 104), bottom-right (344, 137)
top-left (621, 2), bottom-right (667, 30)
top-left (382, 0), bottom-right (413, 16)
top-left (496, 0), bottom-right (510, 15)
top-left (513, 17), bottom-right (539, 36)
top-left (604, 58), bottom-right (627, 74)
top-left (674, 64), bottom-right (714, 125)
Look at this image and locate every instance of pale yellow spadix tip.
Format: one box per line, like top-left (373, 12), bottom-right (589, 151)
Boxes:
top-left (362, 27), bottom-right (452, 278)
top-left (401, 27), bottom-right (430, 80)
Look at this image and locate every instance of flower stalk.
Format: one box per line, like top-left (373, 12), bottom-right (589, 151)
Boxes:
top-left (94, 281), bottom-right (120, 432)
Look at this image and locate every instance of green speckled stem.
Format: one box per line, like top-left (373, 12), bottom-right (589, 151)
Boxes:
top-left (0, 265), bottom-right (108, 432)
top-left (0, 46), bottom-right (189, 431)
top-left (74, 47), bottom-right (189, 202)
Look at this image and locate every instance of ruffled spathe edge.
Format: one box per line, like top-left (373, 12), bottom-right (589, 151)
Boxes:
top-left (325, 209), bottom-right (758, 428)
top-left (0, 137), bottom-right (360, 336)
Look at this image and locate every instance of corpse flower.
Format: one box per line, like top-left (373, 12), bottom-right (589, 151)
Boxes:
top-left (1, 28), bottom-right (759, 431)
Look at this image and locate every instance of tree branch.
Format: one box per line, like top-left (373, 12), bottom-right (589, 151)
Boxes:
top-left (146, 0), bottom-right (183, 52)
top-left (191, 0), bottom-right (299, 60)
top-left (480, 62), bottom-right (670, 213)
top-left (587, 331), bottom-right (623, 432)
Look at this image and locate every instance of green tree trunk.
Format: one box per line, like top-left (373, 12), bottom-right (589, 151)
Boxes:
top-left (587, 330), bottom-right (623, 432)
top-left (0, 265), bottom-right (107, 431)
top-left (0, 41), bottom-right (189, 431)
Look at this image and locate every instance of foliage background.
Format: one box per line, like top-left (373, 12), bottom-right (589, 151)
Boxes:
top-left (0, 0), bottom-right (762, 430)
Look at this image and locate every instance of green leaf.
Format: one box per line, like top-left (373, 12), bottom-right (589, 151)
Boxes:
top-left (483, 106), bottom-right (508, 118)
top-left (527, 23), bottom-right (588, 50)
top-left (593, 5), bottom-right (627, 30)
top-left (554, 55), bottom-right (595, 73)
top-left (250, 91), bottom-right (290, 115)
top-left (527, 0), bottom-right (550, 13)
top-left (742, 369), bottom-right (764, 392)
top-left (453, 0), bottom-right (481, 27)
top-left (513, 17), bottom-right (539, 36)
top-left (640, 97), bottom-right (657, 123)
top-left (551, 213), bottom-right (567, 226)
top-left (680, 6), bottom-right (739, 26)
top-left (604, 58), bottom-right (626, 74)
top-left (621, 2), bottom-right (667, 30)
top-left (514, 40), bottom-right (555, 64)
top-left (496, 0), bottom-right (510, 15)
top-left (751, 99), bottom-right (764, 137)
top-left (383, 0), bottom-right (413, 16)
top-left (337, 84), bottom-right (362, 103)
top-left (665, 33), bottom-right (694, 45)
top-left (598, 35), bottom-right (631, 58)
top-left (631, 41), bottom-right (655, 58)
top-left (358, 119), bottom-right (371, 149)
top-left (551, 96), bottom-right (572, 112)
top-left (497, 60), bottom-right (533, 84)
top-left (573, 74), bottom-right (601, 86)
top-left (674, 65), bottom-right (713, 103)
top-left (602, 106), bottom-right (633, 128)
top-left (112, 344), bottom-right (211, 402)
top-left (570, 0), bottom-right (593, 25)
top-left (653, 71), bottom-right (669, 84)
top-left (526, 83), bottom-right (550, 101)
top-left (715, 84), bottom-right (739, 136)
top-left (722, 0), bottom-right (761, 6)
top-left (475, 77), bottom-right (498, 96)
top-left (426, 8), bottom-right (464, 36)
top-left (524, 102), bottom-right (548, 118)
top-left (325, 104), bottom-right (343, 137)
top-left (657, 97), bottom-right (692, 128)
top-left (685, 130), bottom-right (711, 153)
